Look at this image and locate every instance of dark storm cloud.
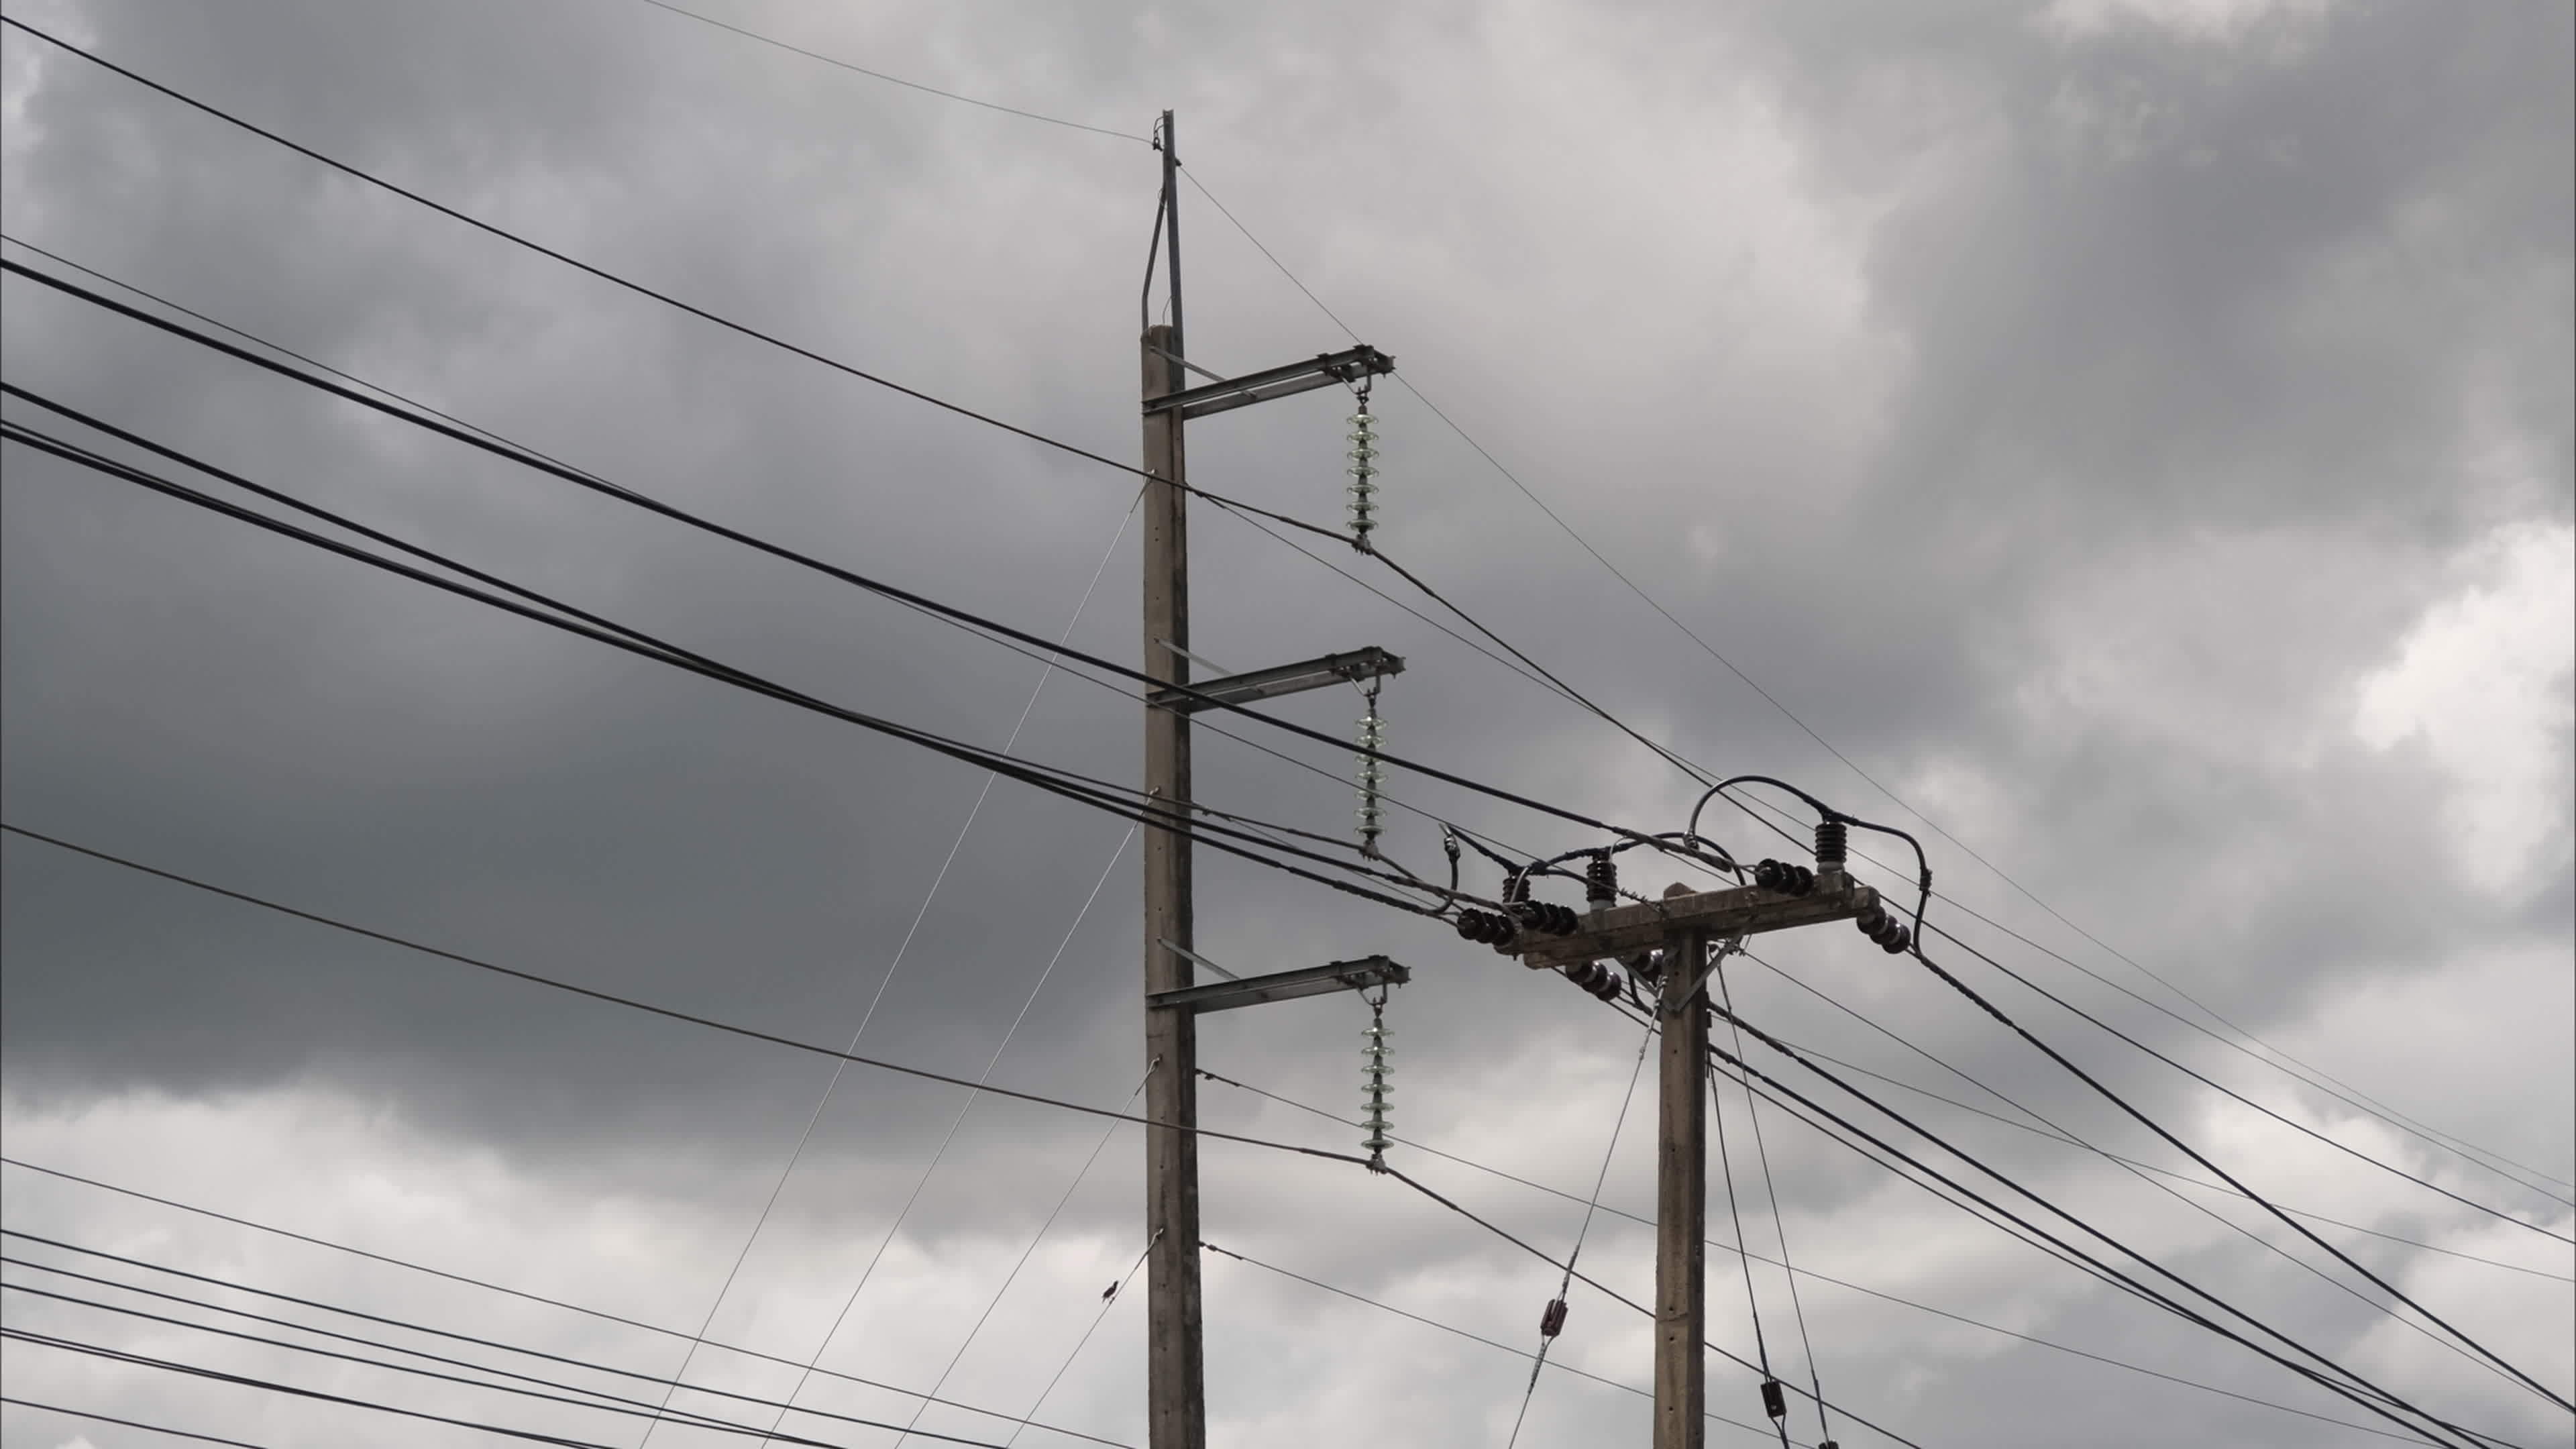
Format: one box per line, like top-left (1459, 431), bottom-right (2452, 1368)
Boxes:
top-left (3, 1), bottom-right (2569, 1445)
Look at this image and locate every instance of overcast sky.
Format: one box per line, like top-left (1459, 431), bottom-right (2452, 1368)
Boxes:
top-left (1, 1), bottom-right (2569, 1446)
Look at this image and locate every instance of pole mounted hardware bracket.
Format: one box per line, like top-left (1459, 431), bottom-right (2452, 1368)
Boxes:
top-left (1147, 646), bottom-right (1404, 714)
top-left (1147, 955), bottom-right (1410, 1016)
top-left (1502, 877), bottom-right (1880, 973)
top-left (1142, 344), bottom-right (1396, 421)
top-left (1662, 934), bottom-right (1746, 1016)
top-left (1146, 342), bottom-right (1232, 385)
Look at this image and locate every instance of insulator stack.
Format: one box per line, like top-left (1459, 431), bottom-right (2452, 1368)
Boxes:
top-left (1585, 851), bottom-right (1616, 910)
top-left (1511, 899), bottom-right (1580, 935)
top-left (1562, 959), bottom-right (1624, 1002)
top-left (1354, 691), bottom-right (1385, 857)
top-left (1346, 396), bottom-right (1380, 547)
top-left (1360, 1007), bottom-right (1393, 1163)
top-left (1754, 859), bottom-right (1817, 896)
top-left (1454, 909), bottom-right (1518, 947)
top-left (1854, 903), bottom-right (1913, 954)
top-left (1815, 817), bottom-right (1847, 874)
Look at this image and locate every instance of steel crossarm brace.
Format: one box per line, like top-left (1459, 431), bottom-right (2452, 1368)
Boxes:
top-left (1141, 345), bottom-right (1396, 421)
top-left (1144, 646), bottom-right (1403, 713)
top-left (1505, 877), bottom-right (1880, 973)
top-left (1146, 956), bottom-right (1410, 1015)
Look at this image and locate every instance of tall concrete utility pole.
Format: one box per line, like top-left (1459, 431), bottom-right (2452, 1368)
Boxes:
top-left (1136, 110), bottom-right (1397, 1449)
top-left (1138, 109), bottom-right (1204, 1449)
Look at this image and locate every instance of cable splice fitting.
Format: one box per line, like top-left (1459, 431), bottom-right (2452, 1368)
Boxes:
top-left (1538, 1297), bottom-right (1568, 1339)
top-left (1760, 1380), bottom-right (1788, 1422)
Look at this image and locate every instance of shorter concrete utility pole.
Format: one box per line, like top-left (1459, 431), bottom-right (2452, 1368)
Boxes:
top-left (1507, 832), bottom-right (1878, 1449)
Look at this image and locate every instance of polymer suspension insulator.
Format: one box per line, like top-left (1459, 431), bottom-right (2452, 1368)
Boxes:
top-left (1346, 402), bottom-right (1381, 545)
top-left (1360, 1016), bottom-right (1393, 1157)
top-left (1353, 703), bottom-right (1386, 856)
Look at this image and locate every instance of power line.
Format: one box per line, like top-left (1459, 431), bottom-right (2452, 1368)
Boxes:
top-left (0, 394), bottom-right (2524, 1444)
top-left (1896, 938), bottom-right (2571, 1410)
top-left (1724, 949), bottom-right (2534, 1396)
top-left (631, 0), bottom-right (1152, 144)
top-left (1203, 1241), bottom-right (1780, 1442)
top-left (0, 1274), bottom-right (1028, 1449)
top-left (2, 1328), bottom-right (625, 1448)
top-left (1364, 1163), bottom-right (1932, 1449)
top-left (1505, 1020), bottom-right (1655, 1448)
top-left (0, 32), bottom-right (1762, 894)
top-left (21, 12), bottom-right (2550, 1214)
top-left (0, 415), bottom-right (1450, 918)
top-left (1003, 1232), bottom-right (1156, 1449)
top-left (35, 0), bottom-right (1752, 859)
top-left (1736, 955), bottom-right (2575, 1282)
top-left (890, 1072), bottom-right (1151, 1448)
top-left (0, 244), bottom-right (1525, 908)
top-left (632, 504), bottom-right (1140, 1449)
top-left (4, 1313), bottom-right (963, 1449)
top-left (0, 256), bottom-right (1724, 881)
top-left (3, 1396), bottom-right (280, 1449)
top-left (1712, 954), bottom-right (1832, 1448)
top-left (0, 1157), bottom-right (1129, 1446)
top-left (1687, 1010), bottom-right (2508, 1449)
top-left (1171, 157), bottom-right (2569, 1203)
top-left (0, 822), bottom-right (1386, 1169)
top-left (739, 828), bottom-right (1138, 1448)
top-left (1705, 969), bottom-right (1788, 1447)
top-left (1197, 1074), bottom-right (2446, 1445)
top-left (1719, 783), bottom-right (2576, 1241)
top-left (0, 16), bottom-right (1190, 506)
top-left (0, 1246), bottom-right (1124, 1449)
top-left (1591, 1003), bottom-right (2471, 1444)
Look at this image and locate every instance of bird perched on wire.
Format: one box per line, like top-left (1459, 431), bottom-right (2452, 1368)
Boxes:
top-left (1102, 1282), bottom-right (1120, 1302)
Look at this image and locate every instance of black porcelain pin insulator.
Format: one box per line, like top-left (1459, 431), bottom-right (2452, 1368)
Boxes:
top-left (1585, 851), bottom-right (1616, 910)
top-left (1815, 817), bottom-right (1848, 873)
